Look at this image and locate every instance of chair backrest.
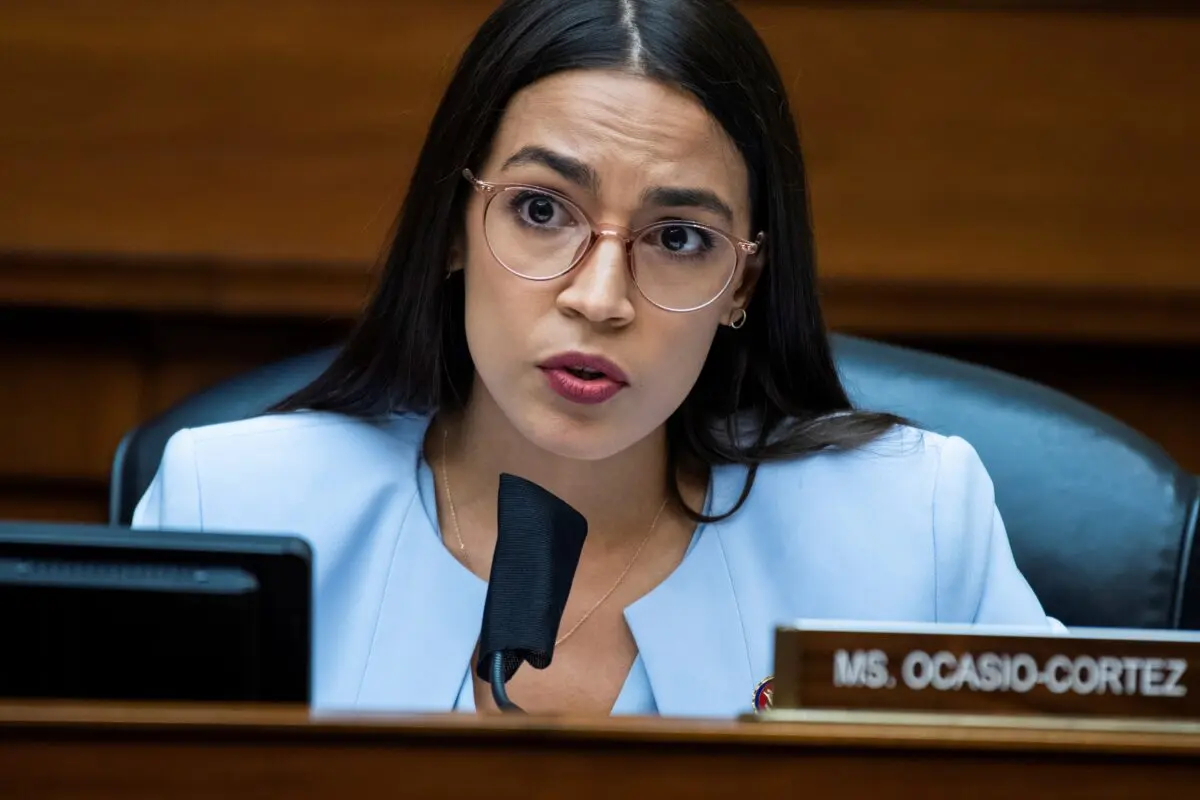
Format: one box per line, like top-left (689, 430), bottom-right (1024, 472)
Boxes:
top-left (109, 347), bottom-right (341, 529)
top-left (830, 336), bottom-right (1198, 631)
top-left (109, 335), bottom-right (1200, 630)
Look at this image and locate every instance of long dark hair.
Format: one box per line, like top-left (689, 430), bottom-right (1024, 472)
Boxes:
top-left (276, 0), bottom-right (903, 520)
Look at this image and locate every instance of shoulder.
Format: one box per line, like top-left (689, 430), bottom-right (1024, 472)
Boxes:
top-left (160, 410), bottom-right (429, 489)
top-left (722, 425), bottom-right (1009, 621)
top-left (133, 411), bottom-right (431, 533)
top-left (182, 409), bottom-right (425, 450)
top-left (752, 424), bottom-right (998, 545)
top-left (750, 425), bottom-right (990, 509)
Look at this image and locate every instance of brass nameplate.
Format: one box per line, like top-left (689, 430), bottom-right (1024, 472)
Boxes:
top-left (773, 621), bottom-right (1200, 719)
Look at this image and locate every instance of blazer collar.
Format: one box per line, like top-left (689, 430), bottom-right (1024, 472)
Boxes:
top-left (624, 465), bottom-right (757, 718)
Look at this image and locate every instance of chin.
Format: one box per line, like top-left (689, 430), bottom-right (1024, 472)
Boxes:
top-left (520, 411), bottom-right (637, 462)
top-left (477, 374), bottom-right (662, 462)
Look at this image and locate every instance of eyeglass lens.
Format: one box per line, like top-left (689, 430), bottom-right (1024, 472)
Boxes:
top-left (483, 187), bottom-right (738, 311)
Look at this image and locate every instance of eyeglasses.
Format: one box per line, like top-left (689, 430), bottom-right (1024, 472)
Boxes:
top-left (463, 169), bottom-right (763, 313)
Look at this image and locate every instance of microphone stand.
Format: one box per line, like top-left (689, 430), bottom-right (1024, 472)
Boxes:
top-left (488, 652), bottom-right (523, 713)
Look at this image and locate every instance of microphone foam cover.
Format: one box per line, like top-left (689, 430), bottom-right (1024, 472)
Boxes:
top-left (476, 473), bottom-right (588, 683)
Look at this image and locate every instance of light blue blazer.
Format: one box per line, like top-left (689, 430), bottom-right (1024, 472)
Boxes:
top-left (132, 411), bottom-right (1056, 717)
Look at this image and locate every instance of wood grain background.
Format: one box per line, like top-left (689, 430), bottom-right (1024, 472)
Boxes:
top-left (1, 0), bottom-right (1197, 521)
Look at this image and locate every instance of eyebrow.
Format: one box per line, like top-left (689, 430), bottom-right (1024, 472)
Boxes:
top-left (501, 145), bottom-right (735, 224)
top-left (641, 186), bottom-right (734, 225)
top-left (502, 146), bottom-right (598, 193)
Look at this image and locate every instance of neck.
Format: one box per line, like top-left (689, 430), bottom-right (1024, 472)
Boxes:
top-left (434, 390), bottom-right (678, 550)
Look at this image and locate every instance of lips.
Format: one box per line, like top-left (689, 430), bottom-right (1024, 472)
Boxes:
top-left (538, 352), bottom-right (629, 384)
top-left (538, 351), bottom-right (629, 405)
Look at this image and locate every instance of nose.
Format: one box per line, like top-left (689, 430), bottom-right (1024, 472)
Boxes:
top-left (554, 232), bottom-right (636, 326)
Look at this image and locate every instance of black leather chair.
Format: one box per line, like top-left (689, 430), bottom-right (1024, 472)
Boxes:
top-left (109, 335), bottom-right (1200, 630)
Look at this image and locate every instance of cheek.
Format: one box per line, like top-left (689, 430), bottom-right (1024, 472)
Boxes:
top-left (463, 260), bottom-right (508, 356)
top-left (642, 317), bottom-right (721, 406)
top-left (461, 244), bottom-right (541, 377)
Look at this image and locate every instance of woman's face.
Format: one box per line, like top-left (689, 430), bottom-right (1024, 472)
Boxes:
top-left (457, 69), bottom-right (759, 461)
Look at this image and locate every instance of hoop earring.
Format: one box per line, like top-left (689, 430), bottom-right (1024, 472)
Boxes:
top-left (729, 308), bottom-right (748, 330)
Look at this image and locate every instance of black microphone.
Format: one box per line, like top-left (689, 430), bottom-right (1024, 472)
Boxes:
top-left (476, 473), bottom-right (588, 713)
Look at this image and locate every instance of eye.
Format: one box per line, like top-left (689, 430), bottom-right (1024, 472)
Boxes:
top-left (526, 196), bottom-right (555, 224)
top-left (654, 224), bottom-right (713, 255)
top-left (510, 191), bottom-right (575, 228)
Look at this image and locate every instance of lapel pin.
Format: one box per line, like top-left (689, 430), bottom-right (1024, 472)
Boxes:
top-left (753, 676), bottom-right (774, 712)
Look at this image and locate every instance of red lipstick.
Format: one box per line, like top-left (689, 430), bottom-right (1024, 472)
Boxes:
top-left (538, 352), bottom-right (629, 405)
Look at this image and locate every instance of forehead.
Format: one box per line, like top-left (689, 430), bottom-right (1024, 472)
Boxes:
top-left (487, 70), bottom-right (749, 208)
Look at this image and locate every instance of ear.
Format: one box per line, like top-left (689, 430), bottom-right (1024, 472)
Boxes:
top-left (722, 247), bottom-right (765, 326)
top-left (446, 235), bottom-right (465, 277)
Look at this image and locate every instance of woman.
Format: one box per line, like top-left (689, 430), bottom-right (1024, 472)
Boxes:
top-left (133, 0), bottom-right (1055, 717)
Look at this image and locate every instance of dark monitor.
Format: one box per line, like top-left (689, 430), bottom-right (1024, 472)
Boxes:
top-left (0, 521), bottom-right (311, 704)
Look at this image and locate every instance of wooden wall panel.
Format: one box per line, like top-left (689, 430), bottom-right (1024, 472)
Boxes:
top-left (0, 309), bottom-right (346, 522)
top-left (1, 2), bottom-right (1199, 341)
top-left (3, 341), bottom-right (141, 482)
top-left (0, 0), bottom-right (480, 260)
top-left (0, 482), bottom-right (108, 525)
top-left (755, 5), bottom-right (1200, 294)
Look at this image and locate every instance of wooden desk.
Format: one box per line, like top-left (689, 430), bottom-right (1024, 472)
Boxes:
top-left (1, 702), bottom-right (1198, 798)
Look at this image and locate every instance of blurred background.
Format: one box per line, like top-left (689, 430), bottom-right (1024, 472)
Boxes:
top-left (1, 0), bottom-right (1197, 524)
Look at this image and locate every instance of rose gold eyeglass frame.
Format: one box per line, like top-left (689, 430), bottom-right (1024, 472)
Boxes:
top-left (463, 169), bottom-right (764, 313)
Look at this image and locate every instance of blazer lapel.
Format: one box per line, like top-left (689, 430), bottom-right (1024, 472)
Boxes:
top-left (355, 467), bottom-right (487, 712)
top-left (349, 443), bottom-right (760, 717)
top-left (624, 467), bottom-right (757, 718)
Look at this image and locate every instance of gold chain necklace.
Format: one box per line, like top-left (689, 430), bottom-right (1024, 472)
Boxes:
top-left (440, 428), bottom-right (667, 647)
